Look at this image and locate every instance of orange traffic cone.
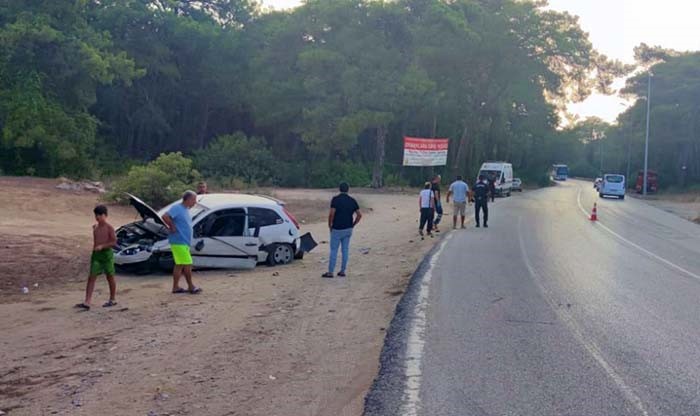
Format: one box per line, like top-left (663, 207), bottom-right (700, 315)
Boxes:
top-left (590, 203), bottom-right (598, 221)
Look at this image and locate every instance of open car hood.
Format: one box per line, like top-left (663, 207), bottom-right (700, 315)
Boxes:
top-left (127, 193), bottom-right (165, 225)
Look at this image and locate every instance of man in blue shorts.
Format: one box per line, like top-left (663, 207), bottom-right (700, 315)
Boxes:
top-left (162, 190), bottom-right (202, 294)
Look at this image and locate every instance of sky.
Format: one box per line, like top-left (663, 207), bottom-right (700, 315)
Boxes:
top-left (261, 0), bottom-right (700, 122)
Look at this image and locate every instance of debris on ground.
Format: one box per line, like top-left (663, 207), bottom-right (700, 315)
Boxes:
top-left (358, 248), bottom-right (371, 255)
top-left (56, 178), bottom-right (106, 194)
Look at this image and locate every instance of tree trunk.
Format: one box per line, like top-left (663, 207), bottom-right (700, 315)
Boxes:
top-left (452, 126), bottom-right (469, 177)
top-left (372, 126), bottom-right (387, 188)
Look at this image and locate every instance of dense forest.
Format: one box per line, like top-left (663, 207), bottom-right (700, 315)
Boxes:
top-left (0, 0), bottom-right (696, 189)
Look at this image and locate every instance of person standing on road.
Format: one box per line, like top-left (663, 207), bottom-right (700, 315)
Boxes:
top-left (418, 182), bottom-right (435, 239)
top-left (473, 175), bottom-right (490, 228)
top-left (431, 175), bottom-right (443, 233)
top-left (162, 190), bottom-right (202, 294)
top-left (488, 174), bottom-right (496, 202)
top-left (446, 176), bottom-right (469, 229)
top-left (323, 182), bottom-right (362, 278)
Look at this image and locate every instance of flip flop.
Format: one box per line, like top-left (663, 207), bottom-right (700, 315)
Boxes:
top-left (172, 288), bottom-right (188, 294)
top-left (189, 287), bottom-right (202, 295)
top-left (102, 300), bottom-right (118, 308)
top-left (74, 303), bottom-right (90, 311)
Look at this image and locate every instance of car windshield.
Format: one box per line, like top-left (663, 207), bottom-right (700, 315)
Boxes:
top-left (605, 175), bottom-right (624, 183)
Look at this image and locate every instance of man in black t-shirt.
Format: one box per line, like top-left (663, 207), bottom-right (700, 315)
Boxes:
top-left (431, 175), bottom-right (443, 232)
top-left (473, 175), bottom-right (490, 228)
top-left (323, 182), bottom-right (363, 278)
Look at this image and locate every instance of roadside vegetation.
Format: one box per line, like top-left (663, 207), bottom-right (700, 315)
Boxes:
top-left (1, 1), bottom-right (697, 191)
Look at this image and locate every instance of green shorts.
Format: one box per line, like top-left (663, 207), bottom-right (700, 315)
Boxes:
top-left (90, 249), bottom-right (115, 276)
top-left (171, 244), bottom-right (193, 266)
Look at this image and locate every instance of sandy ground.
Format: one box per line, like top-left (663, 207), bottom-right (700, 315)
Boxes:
top-left (633, 192), bottom-right (700, 223)
top-left (0, 177), bottom-right (439, 416)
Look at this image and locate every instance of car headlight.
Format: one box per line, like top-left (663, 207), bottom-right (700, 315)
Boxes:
top-left (122, 246), bottom-right (144, 256)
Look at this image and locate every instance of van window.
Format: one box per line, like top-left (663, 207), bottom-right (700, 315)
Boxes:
top-left (605, 175), bottom-right (624, 183)
top-left (480, 170), bottom-right (501, 181)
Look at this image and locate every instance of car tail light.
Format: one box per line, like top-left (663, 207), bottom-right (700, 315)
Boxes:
top-left (283, 206), bottom-right (300, 229)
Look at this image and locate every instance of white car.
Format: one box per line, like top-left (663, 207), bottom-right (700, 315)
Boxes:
top-left (114, 193), bottom-right (311, 273)
top-left (512, 178), bottom-right (523, 192)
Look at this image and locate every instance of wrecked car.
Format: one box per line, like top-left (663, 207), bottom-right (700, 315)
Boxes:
top-left (114, 193), bottom-right (314, 273)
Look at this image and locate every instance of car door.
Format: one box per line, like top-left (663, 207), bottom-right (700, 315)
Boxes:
top-left (247, 207), bottom-right (288, 245)
top-left (191, 208), bottom-right (259, 269)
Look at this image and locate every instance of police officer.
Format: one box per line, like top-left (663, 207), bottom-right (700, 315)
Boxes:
top-left (473, 174), bottom-right (490, 228)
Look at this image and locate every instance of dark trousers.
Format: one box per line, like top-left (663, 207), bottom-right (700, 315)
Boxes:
top-left (419, 207), bottom-right (434, 233)
top-left (434, 202), bottom-right (443, 226)
top-left (475, 199), bottom-right (488, 225)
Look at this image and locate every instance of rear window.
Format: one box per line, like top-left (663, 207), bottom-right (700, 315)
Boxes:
top-left (605, 175), bottom-right (624, 183)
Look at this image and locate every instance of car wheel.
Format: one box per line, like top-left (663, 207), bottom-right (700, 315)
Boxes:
top-left (268, 243), bottom-right (294, 266)
top-left (620, 195), bottom-right (625, 200)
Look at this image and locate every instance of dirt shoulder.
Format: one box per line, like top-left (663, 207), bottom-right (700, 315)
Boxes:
top-left (0, 178), bottom-right (437, 416)
top-left (632, 191), bottom-right (700, 223)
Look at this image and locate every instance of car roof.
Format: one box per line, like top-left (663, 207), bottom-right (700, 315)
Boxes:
top-left (196, 193), bottom-right (283, 209)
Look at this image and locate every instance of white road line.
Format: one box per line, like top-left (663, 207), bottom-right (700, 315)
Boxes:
top-left (517, 217), bottom-right (651, 416)
top-left (400, 233), bottom-right (453, 416)
top-left (576, 188), bottom-right (700, 282)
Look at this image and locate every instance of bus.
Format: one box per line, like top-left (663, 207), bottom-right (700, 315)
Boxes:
top-left (552, 164), bottom-right (569, 181)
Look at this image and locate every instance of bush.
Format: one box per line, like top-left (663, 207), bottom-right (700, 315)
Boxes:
top-left (109, 152), bottom-right (202, 208)
top-left (308, 161), bottom-right (371, 188)
top-left (195, 133), bottom-right (277, 185)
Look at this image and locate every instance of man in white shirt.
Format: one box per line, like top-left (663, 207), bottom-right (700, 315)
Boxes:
top-left (418, 182), bottom-right (435, 239)
top-left (446, 175), bottom-right (470, 229)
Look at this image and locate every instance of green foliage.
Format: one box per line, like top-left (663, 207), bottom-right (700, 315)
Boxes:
top-left (194, 133), bottom-right (277, 184)
top-left (308, 161), bottom-right (371, 189)
top-left (109, 152), bottom-right (202, 208)
top-left (0, 0), bottom-right (634, 189)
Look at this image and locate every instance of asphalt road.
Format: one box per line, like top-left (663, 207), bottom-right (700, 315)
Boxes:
top-left (365, 180), bottom-right (700, 416)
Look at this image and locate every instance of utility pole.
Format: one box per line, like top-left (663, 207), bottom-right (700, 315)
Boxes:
top-left (643, 72), bottom-right (652, 196)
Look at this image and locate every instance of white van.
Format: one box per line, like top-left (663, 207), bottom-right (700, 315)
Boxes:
top-left (599, 174), bottom-right (626, 200)
top-left (479, 162), bottom-right (513, 197)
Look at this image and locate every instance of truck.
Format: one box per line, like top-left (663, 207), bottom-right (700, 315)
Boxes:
top-left (635, 170), bottom-right (658, 193)
top-left (478, 161), bottom-right (513, 197)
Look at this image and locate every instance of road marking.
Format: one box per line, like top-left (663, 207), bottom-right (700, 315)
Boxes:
top-left (400, 233), bottom-right (453, 416)
top-left (576, 188), bottom-right (700, 282)
top-left (517, 217), bottom-right (651, 416)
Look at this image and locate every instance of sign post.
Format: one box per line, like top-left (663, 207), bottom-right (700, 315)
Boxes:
top-left (402, 137), bottom-right (449, 167)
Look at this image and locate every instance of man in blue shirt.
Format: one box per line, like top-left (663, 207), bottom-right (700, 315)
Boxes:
top-left (162, 190), bottom-right (202, 294)
top-left (446, 175), bottom-right (469, 229)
